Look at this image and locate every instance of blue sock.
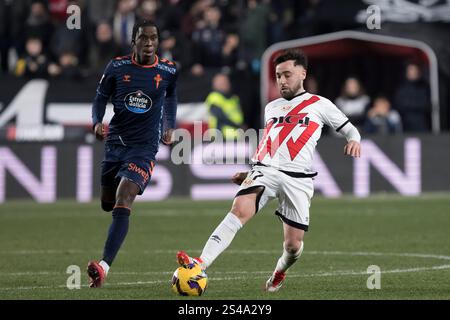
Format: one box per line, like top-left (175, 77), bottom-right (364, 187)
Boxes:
top-left (102, 207), bottom-right (130, 266)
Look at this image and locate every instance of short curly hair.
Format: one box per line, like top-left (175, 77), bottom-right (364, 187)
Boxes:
top-left (274, 49), bottom-right (308, 69)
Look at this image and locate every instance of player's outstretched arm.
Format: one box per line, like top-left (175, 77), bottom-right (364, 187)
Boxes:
top-left (340, 122), bottom-right (361, 158)
top-left (231, 172), bottom-right (248, 185)
top-left (320, 99), bottom-right (361, 158)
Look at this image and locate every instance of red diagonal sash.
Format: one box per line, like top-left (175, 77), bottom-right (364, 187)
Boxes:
top-left (255, 95), bottom-right (320, 161)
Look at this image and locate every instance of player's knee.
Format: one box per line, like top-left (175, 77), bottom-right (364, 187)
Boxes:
top-left (284, 240), bottom-right (302, 254)
top-left (115, 180), bottom-right (140, 208)
top-left (101, 201), bottom-right (115, 212)
top-left (230, 202), bottom-right (252, 222)
top-left (115, 189), bottom-right (136, 207)
top-left (115, 195), bottom-right (133, 208)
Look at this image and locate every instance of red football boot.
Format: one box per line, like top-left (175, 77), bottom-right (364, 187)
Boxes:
top-left (265, 270), bottom-right (286, 292)
top-left (176, 251), bottom-right (205, 270)
top-left (87, 261), bottom-right (106, 288)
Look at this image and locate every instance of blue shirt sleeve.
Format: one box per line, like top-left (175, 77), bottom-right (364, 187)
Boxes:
top-left (163, 71), bottom-right (178, 130)
top-left (92, 60), bottom-right (116, 127)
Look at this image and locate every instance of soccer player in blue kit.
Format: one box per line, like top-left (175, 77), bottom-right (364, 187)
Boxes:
top-left (87, 20), bottom-right (178, 288)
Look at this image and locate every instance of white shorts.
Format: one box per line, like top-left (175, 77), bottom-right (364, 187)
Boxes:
top-left (236, 165), bottom-right (314, 231)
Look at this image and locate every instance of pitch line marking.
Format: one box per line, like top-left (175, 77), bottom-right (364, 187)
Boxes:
top-left (1, 250), bottom-right (450, 291)
top-left (2, 249), bottom-right (450, 262)
top-left (150, 249), bottom-right (450, 261)
top-left (1, 264), bottom-right (450, 291)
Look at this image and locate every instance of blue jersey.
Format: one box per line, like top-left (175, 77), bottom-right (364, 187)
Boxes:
top-left (92, 55), bottom-right (178, 152)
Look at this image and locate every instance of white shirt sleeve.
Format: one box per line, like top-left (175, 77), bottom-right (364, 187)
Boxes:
top-left (318, 98), bottom-right (350, 132)
top-left (339, 122), bottom-right (361, 143)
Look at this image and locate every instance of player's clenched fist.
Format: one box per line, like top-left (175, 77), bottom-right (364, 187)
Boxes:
top-left (94, 123), bottom-right (106, 141)
top-left (344, 140), bottom-right (361, 158)
top-left (231, 172), bottom-right (248, 185)
top-left (162, 128), bottom-right (175, 145)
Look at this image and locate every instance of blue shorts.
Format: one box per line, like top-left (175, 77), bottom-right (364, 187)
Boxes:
top-left (101, 143), bottom-right (156, 195)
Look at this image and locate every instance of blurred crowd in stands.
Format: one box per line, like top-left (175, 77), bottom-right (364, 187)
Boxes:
top-left (332, 62), bottom-right (430, 134)
top-left (0, 0), bottom-right (431, 133)
top-left (1, 0), bottom-right (300, 78)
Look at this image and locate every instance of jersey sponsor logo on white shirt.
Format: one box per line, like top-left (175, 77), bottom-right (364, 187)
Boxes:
top-left (255, 95), bottom-right (320, 162)
top-left (253, 93), bottom-right (349, 173)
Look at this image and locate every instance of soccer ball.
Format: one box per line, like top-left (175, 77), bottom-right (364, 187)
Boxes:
top-left (171, 263), bottom-right (208, 296)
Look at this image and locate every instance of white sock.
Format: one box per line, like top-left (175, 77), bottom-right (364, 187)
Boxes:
top-left (200, 212), bottom-right (243, 268)
top-left (275, 241), bottom-right (304, 273)
top-left (99, 260), bottom-right (110, 276)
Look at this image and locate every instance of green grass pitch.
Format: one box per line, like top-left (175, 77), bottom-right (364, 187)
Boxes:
top-left (1, 194), bottom-right (449, 300)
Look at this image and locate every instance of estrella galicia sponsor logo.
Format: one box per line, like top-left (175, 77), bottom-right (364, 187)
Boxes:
top-left (124, 90), bottom-right (152, 114)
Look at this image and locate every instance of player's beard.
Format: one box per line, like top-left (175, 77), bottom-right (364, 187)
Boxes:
top-left (280, 82), bottom-right (303, 100)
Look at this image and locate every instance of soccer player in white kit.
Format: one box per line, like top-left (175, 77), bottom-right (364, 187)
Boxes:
top-left (177, 50), bottom-right (361, 292)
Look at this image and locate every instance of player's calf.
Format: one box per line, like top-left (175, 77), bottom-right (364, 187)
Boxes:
top-left (101, 185), bottom-right (117, 212)
top-left (101, 201), bottom-right (115, 212)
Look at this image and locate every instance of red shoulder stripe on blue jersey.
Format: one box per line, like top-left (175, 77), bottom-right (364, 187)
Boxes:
top-left (114, 55), bottom-right (131, 60)
top-left (160, 58), bottom-right (175, 66)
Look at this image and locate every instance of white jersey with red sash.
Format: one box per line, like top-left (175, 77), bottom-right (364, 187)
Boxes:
top-left (253, 91), bottom-right (349, 173)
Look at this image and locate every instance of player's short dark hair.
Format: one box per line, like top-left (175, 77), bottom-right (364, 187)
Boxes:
top-left (132, 20), bottom-right (160, 43)
top-left (274, 49), bottom-right (308, 69)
